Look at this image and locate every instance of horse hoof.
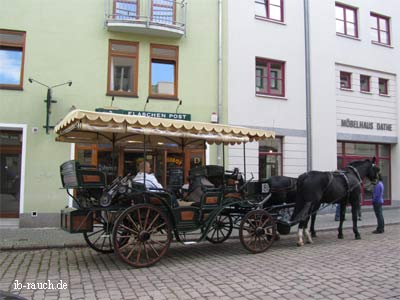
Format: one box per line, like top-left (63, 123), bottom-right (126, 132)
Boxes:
top-left (311, 232), bottom-right (317, 238)
top-left (306, 240), bottom-right (313, 244)
top-left (355, 235), bottom-right (361, 240)
top-left (297, 242), bottom-right (304, 247)
top-left (338, 234), bottom-right (344, 239)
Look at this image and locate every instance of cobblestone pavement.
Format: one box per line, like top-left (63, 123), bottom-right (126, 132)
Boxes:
top-left (1, 225), bottom-right (399, 300)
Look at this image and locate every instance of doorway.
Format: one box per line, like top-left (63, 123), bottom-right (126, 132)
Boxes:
top-left (0, 130), bottom-right (22, 218)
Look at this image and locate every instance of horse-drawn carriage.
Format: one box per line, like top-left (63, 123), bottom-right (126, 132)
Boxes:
top-left (55, 109), bottom-right (299, 267)
top-left (55, 109), bottom-right (380, 267)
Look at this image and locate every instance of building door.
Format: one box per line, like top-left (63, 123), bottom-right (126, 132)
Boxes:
top-left (0, 130), bottom-right (22, 218)
top-left (337, 142), bottom-right (391, 205)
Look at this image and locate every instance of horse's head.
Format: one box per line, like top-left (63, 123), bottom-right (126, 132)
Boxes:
top-left (367, 157), bottom-right (380, 182)
top-left (348, 157), bottom-right (380, 182)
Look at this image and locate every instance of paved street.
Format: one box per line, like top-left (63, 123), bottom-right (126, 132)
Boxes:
top-left (1, 224), bottom-right (399, 300)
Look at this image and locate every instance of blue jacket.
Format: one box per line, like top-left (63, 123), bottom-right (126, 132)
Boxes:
top-left (373, 181), bottom-right (384, 204)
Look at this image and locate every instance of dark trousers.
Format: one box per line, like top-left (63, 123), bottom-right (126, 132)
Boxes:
top-left (373, 203), bottom-right (385, 232)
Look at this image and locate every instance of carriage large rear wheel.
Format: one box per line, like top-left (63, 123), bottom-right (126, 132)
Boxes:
top-left (112, 204), bottom-right (172, 268)
top-left (206, 214), bottom-right (233, 244)
top-left (239, 210), bottom-right (276, 253)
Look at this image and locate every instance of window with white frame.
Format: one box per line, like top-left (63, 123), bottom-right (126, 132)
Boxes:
top-left (370, 13), bottom-right (391, 46)
top-left (255, 0), bottom-right (284, 22)
top-left (107, 40), bottom-right (138, 97)
top-left (256, 58), bottom-right (285, 97)
top-left (335, 3), bottom-right (358, 38)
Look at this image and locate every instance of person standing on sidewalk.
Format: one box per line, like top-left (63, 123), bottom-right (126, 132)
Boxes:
top-left (372, 173), bottom-right (385, 234)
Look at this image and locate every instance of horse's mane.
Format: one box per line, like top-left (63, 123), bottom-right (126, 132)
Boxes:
top-left (348, 159), bottom-right (370, 168)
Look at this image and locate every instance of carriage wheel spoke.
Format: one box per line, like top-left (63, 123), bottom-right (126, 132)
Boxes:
top-left (126, 242), bottom-right (138, 260)
top-left (148, 221), bottom-right (166, 234)
top-left (137, 208), bottom-right (143, 229)
top-left (144, 208), bottom-right (151, 230)
top-left (144, 242), bottom-right (150, 261)
top-left (147, 241), bottom-right (160, 257)
top-left (146, 213), bottom-right (161, 232)
top-left (86, 229), bottom-right (103, 237)
top-left (127, 214), bottom-right (140, 232)
top-left (100, 235), bottom-right (106, 249)
top-left (120, 224), bottom-right (138, 234)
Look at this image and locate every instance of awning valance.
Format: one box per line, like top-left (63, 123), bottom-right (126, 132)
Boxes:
top-left (54, 109), bottom-right (275, 146)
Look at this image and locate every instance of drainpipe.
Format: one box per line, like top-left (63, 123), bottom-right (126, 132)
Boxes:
top-left (304, 0), bottom-right (312, 171)
top-left (217, 0), bottom-right (223, 166)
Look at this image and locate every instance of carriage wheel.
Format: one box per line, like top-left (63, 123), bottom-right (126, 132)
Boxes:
top-left (83, 210), bottom-right (117, 254)
top-left (239, 210), bottom-right (276, 253)
top-left (112, 204), bottom-right (171, 268)
top-left (206, 214), bottom-right (233, 244)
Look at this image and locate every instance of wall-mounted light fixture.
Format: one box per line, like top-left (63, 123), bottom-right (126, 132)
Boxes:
top-left (28, 78), bottom-right (72, 134)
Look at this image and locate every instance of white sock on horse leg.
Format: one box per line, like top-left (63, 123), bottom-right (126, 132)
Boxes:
top-left (304, 228), bottom-right (313, 244)
top-left (297, 228), bottom-right (304, 246)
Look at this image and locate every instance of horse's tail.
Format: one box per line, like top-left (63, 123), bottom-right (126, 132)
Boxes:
top-left (290, 172), bottom-right (312, 224)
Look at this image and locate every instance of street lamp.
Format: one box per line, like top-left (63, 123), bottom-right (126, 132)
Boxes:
top-left (28, 78), bottom-right (72, 134)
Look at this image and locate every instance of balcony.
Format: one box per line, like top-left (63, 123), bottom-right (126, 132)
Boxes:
top-left (105, 0), bottom-right (187, 38)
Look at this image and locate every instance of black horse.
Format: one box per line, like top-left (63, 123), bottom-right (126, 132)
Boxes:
top-left (290, 158), bottom-right (380, 246)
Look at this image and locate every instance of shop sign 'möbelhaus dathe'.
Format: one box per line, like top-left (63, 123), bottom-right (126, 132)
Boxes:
top-left (341, 119), bottom-right (392, 131)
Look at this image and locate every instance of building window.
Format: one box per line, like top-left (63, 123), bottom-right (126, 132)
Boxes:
top-left (360, 75), bottom-right (370, 92)
top-left (256, 58), bottom-right (285, 97)
top-left (371, 13), bottom-right (391, 45)
top-left (150, 44), bottom-right (178, 99)
top-left (259, 137), bottom-right (282, 178)
top-left (340, 71), bottom-right (351, 89)
top-left (379, 78), bottom-right (388, 95)
top-left (107, 40), bottom-right (138, 97)
top-left (335, 3), bottom-right (358, 38)
top-left (0, 29), bottom-right (26, 90)
top-left (114, 0), bottom-right (138, 20)
top-left (255, 0), bottom-right (284, 22)
top-left (152, 0), bottom-right (176, 25)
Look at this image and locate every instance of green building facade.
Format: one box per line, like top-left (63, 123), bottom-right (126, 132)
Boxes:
top-left (0, 0), bottom-right (222, 227)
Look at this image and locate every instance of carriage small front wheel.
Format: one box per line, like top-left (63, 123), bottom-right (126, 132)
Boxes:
top-left (112, 204), bottom-right (172, 268)
top-left (83, 210), bottom-right (116, 254)
top-left (206, 214), bottom-right (233, 244)
top-left (239, 210), bottom-right (276, 253)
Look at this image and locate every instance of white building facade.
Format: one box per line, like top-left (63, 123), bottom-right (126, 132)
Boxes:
top-left (226, 0), bottom-right (399, 205)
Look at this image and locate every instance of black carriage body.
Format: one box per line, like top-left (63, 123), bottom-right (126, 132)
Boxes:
top-left (60, 160), bottom-right (106, 189)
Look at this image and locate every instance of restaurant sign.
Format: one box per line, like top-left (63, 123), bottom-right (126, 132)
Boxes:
top-left (95, 108), bottom-right (191, 121)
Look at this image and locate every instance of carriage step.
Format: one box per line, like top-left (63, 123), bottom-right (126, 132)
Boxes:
top-left (183, 241), bottom-right (198, 245)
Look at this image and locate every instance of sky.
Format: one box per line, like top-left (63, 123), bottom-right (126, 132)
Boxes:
top-left (151, 62), bottom-right (174, 85)
top-left (0, 50), bottom-right (22, 84)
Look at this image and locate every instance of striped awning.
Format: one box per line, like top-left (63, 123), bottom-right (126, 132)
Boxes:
top-left (54, 109), bottom-right (275, 146)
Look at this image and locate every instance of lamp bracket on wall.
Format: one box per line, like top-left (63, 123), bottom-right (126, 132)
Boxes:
top-left (29, 78), bottom-right (72, 134)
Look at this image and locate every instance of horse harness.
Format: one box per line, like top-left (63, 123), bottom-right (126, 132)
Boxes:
top-left (325, 166), bottom-right (362, 203)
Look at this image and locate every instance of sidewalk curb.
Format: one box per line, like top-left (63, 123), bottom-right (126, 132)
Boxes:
top-left (1, 222), bottom-right (398, 252)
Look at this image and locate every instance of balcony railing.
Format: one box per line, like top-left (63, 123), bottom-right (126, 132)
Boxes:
top-left (105, 0), bottom-right (187, 38)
